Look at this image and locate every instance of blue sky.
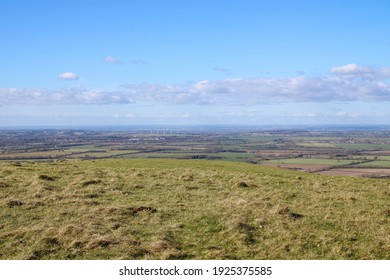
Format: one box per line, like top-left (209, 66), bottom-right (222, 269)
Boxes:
top-left (1, 0), bottom-right (389, 126)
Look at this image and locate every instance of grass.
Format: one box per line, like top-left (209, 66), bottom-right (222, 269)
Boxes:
top-left (0, 159), bottom-right (389, 260)
top-left (377, 156), bottom-right (390, 160)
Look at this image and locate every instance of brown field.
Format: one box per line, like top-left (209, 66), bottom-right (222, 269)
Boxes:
top-left (263, 164), bottom-right (390, 178)
top-left (363, 151), bottom-right (390, 157)
top-left (254, 150), bottom-right (317, 157)
top-left (318, 168), bottom-right (390, 178)
top-left (263, 163), bottom-right (331, 172)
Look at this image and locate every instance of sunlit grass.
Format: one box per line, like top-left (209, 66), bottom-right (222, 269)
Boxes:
top-left (0, 159), bottom-right (389, 259)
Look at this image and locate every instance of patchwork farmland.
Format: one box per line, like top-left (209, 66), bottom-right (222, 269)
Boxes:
top-left (1, 128), bottom-right (389, 178)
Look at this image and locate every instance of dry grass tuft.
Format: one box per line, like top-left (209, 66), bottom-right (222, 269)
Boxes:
top-left (43, 237), bottom-right (60, 246)
top-left (6, 200), bottom-right (23, 207)
top-left (69, 240), bottom-right (84, 249)
top-left (272, 205), bottom-right (304, 219)
top-left (82, 179), bottom-right (102, 186)
top-left (129, 206), bottom-right (157, 214)
top-left (236, 181), bottom-right (250, 188)
top-left (149, 241), bottom-right (172, 253)
top-left (0, 181), bottom-right (11, 188)
top-left (59, 225), bottom-right (84, 236)
top-left (88, 237), bottom-right (116, 248)
top-left (180, 173), bottom-right (194, 181)
top-left (38, 175), bottom-right (55, 181)
top-left (237, 222), bottom-right (257, 244)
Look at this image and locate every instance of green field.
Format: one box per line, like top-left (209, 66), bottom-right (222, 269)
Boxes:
top-left (119, 151), bottom-right (256, 162)
top-left (122, 152), bottom-right (193, 159)
top-left (378, 156), bottom-right (390, 160)
top-left (0, 159), bottom-right (389, 260)
top-left (355, 160), bottom-right (390, 168)
top-left (67, 150), bottom-right (138, 159)
top-left (265, 158), bottom-right (356, 166)
top-left (338, 144), bottom-right (390, 151)
top-left (0, 150), bottom-right (71, 159)
top-left (65, 145), bottom-right (102, 152)
top-left (216, 152), bottom-right (255, 162)
top-left (296, 142), bottom-right (337, 148)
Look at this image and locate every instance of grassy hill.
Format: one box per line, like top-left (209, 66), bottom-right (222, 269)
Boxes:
top-left (0, 159), bottom-right (389, 259)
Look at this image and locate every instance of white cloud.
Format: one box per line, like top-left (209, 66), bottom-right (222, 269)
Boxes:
top-left (120, 69), bottom-right (390, 104)
top-left (337, 111), bottom-right (347, 116)
top-left (2, 64), bottom-right (390, 106)
top-left (0, 88), bottom-right (135, 105)
top-left (330, 64), bottom-right (371, 75)
top-left (330, 63), bottom-right (390, 80)
top-left (349, 113), bottom-right (360, 118)
top-left (103, 56), bottom-right (120, 63)
top-left (58, 72), bottom-right (79, 80)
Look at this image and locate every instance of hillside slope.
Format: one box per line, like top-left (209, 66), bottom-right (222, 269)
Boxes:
top-left (0, 159), bottom-right (389, 259)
